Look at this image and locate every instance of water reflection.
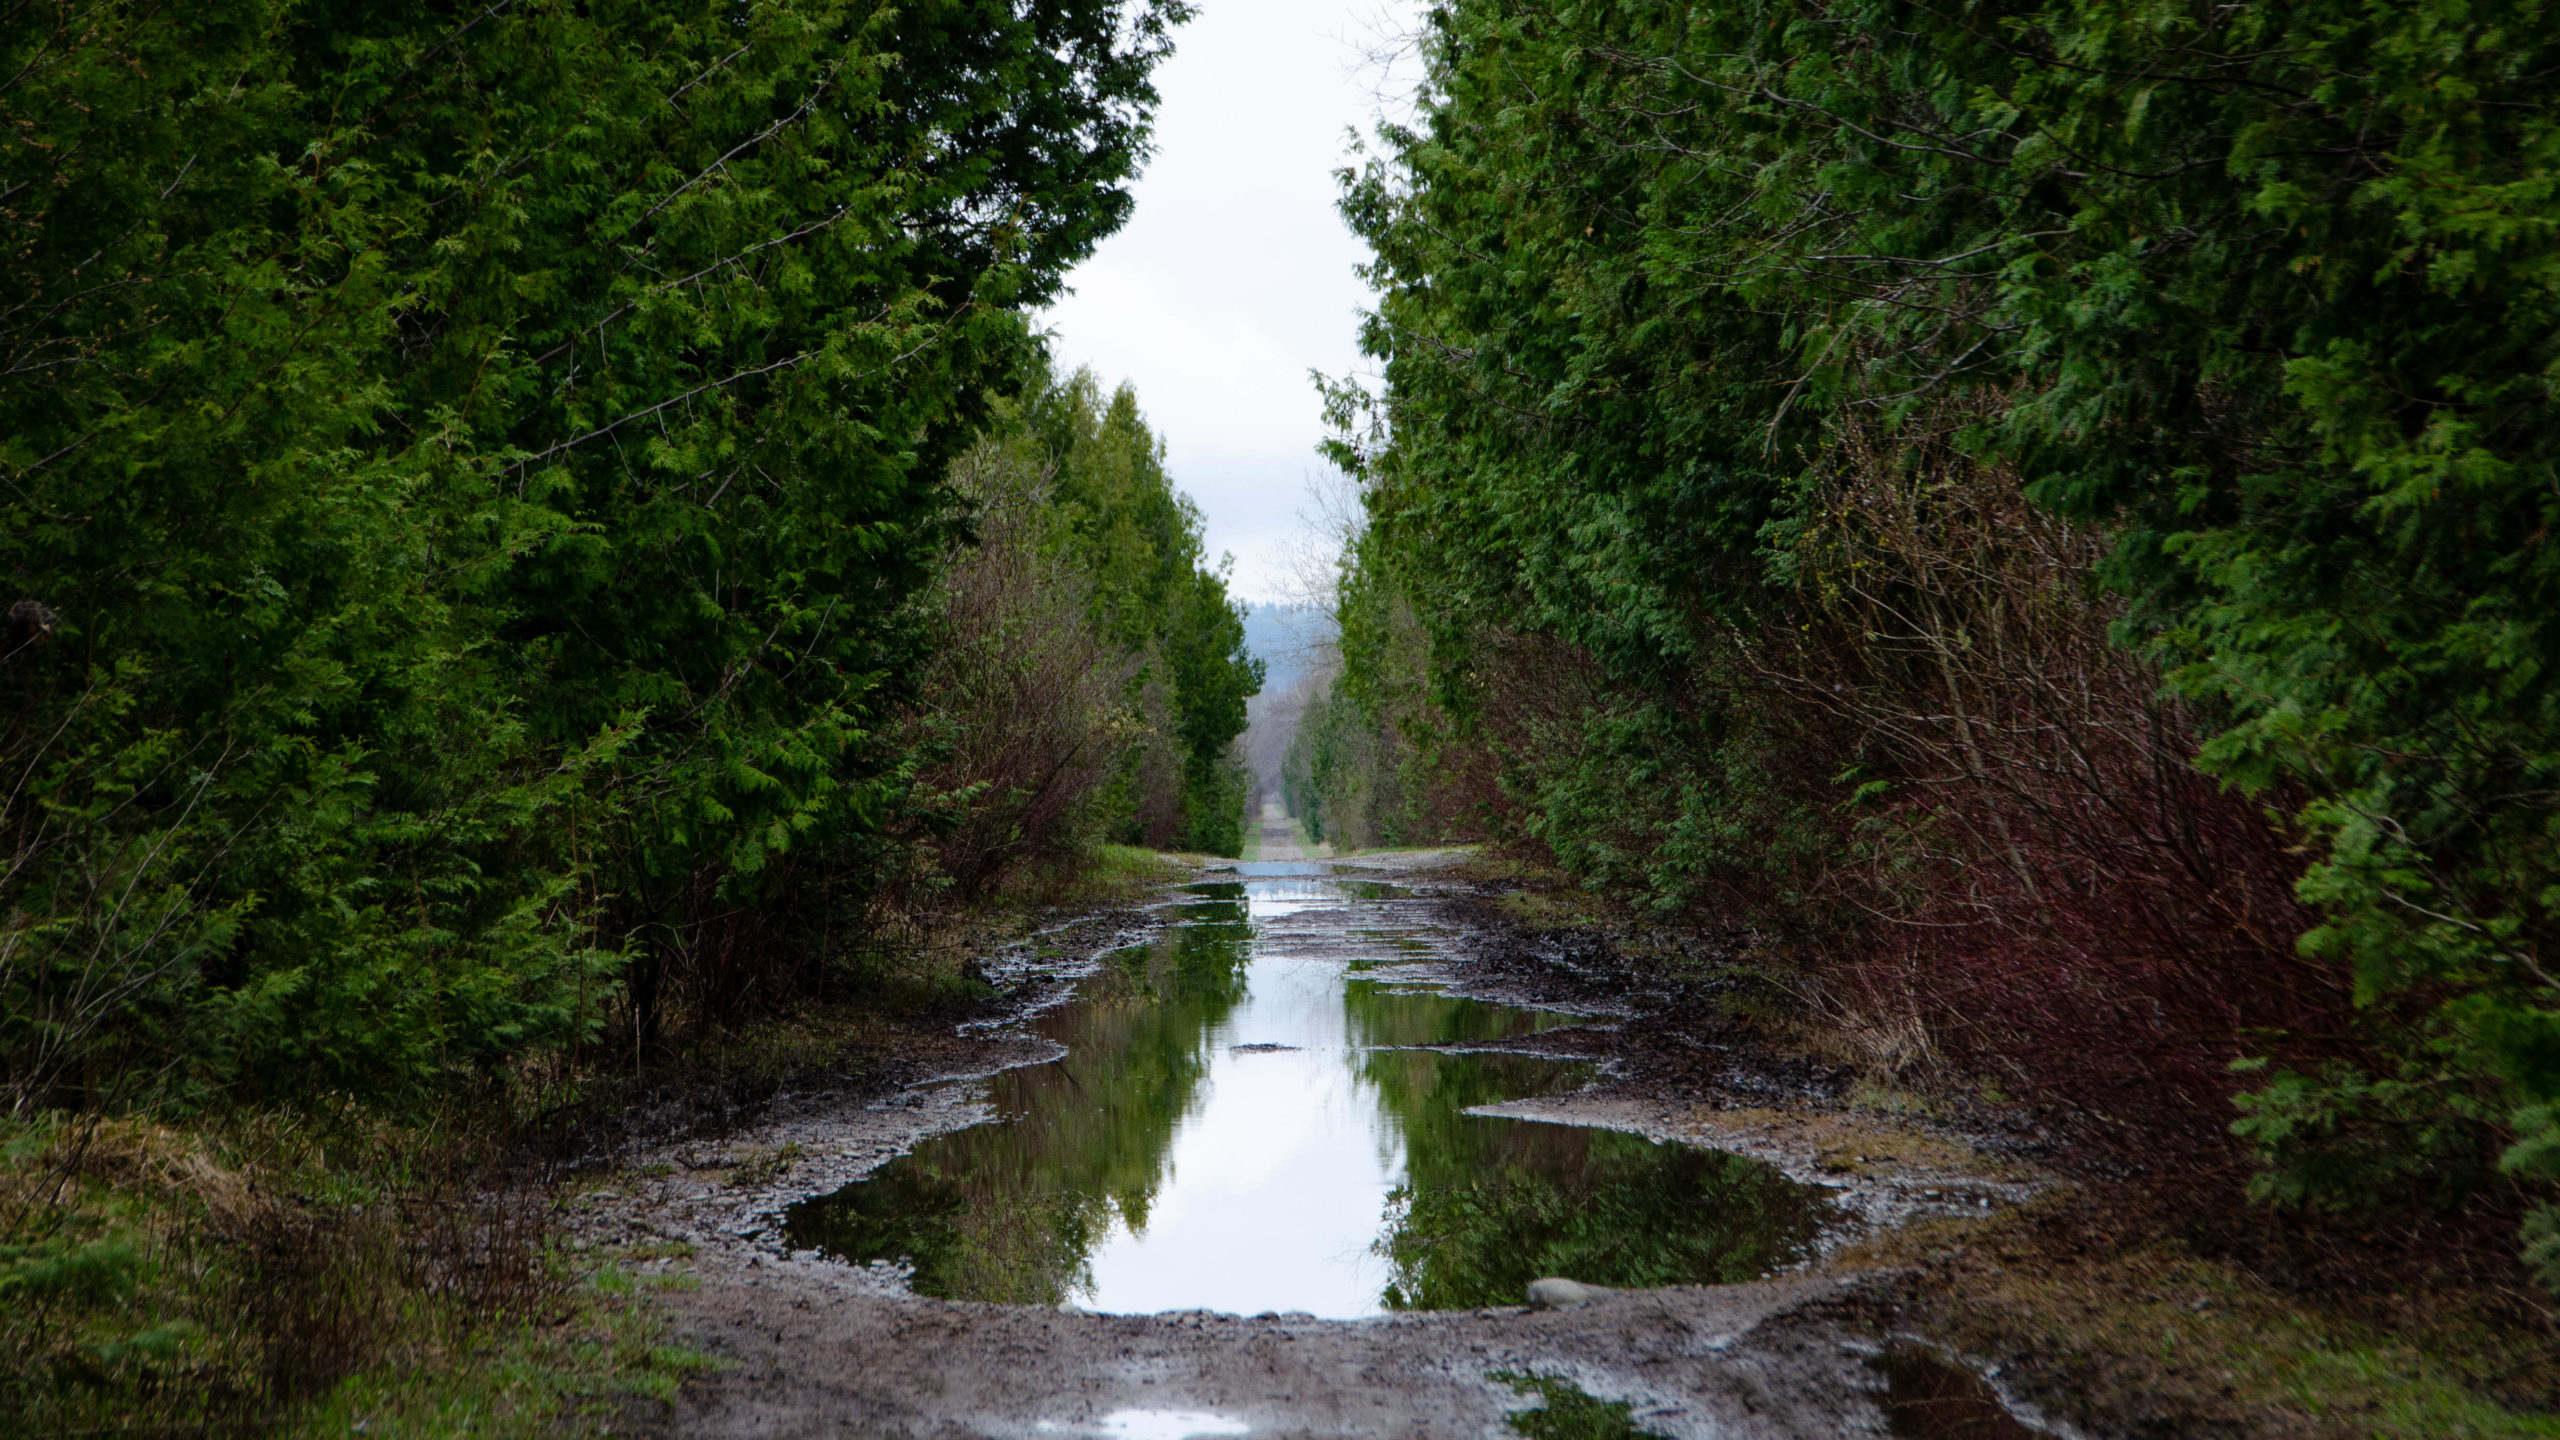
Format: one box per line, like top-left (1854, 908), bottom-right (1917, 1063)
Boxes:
top-left (1373, 1121), bottom-right (1832, 1310)
top-left (1347, 978), bottom-right (1580, 1049)
top-left (1241, 877), bottom-right (1344, 919)
top-left (782, 877), bottom-right (1833, 1315)
top-left (782, 901), bottom-right (1252, 1306)
top-left (1872, 1344), bottom-right (2044, 1439)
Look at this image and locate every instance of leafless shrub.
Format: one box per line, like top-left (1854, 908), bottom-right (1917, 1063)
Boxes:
top-left (1768, 395), bottom-right (2360, 1167)
top-left (907, 440), bottom-right (1142, 891)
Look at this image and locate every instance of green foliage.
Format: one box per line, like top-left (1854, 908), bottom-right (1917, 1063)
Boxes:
top-left (1373, 1130), bottom-right (1828, 1311)
top-left (1280, 563), bottom-right (1463, 852)
top-left (2230, 1057), bottom-right (2504, 1214)
top-left (2522, 1204), bottom-right (2560, 1296)
top-left (0, 1232), bottom-right (145, 1306)
top-left (1322, 0), bottom-right (2560, 1272)
top-left (1283, 682), bottom-right (1395, 850)
top-left (1023, 369), bottom-right (1262, 855)
top-left (0, 0), bottom-right (1192, 1104)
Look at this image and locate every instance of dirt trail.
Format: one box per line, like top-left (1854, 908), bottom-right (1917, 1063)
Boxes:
top-left (602, 810), bottom-right (2033, 1439)
top-left (658, 1272), bottom-right (1888, 1438)
top-left (1251, 801), bottom-right (1315, 863)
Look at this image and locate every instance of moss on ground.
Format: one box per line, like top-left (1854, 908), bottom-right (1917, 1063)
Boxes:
top-left (1495, 1372), bottom-right (1666, 1440)
top-left (1835, 1187), bottom-right (2560, 1438)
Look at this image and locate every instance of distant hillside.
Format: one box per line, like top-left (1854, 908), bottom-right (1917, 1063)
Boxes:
top-left (1241, 603), bottom-right (1331, 700)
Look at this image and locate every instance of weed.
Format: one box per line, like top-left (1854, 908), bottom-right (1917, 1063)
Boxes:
top-left (726, 1143), bottom-right (803, 1190)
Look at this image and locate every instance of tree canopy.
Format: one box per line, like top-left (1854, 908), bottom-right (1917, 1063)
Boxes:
top-left (0, 0), bottom-right (1223, 1106)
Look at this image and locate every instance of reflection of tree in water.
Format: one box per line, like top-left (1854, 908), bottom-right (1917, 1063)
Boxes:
top-left (1346, 987), bottom-right (1834, 1312)
top-left (782, 898), bottom-right (1250, 1304)
top-left (1342, 977), bottom-right (1580, 1048)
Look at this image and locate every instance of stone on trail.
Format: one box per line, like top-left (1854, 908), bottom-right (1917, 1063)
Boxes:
top-left (1526, 1277), bottom-right (1615, 1309)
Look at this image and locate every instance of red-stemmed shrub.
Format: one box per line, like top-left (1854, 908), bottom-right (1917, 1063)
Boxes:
top-left (1767, 401), bottom-right (2377, 1174)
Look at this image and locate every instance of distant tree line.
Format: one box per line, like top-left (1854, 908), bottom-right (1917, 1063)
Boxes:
top-left (1296, 0), bottom-right (2560, 1283)
top-left (0, 0), bottom-right (1255, 1112)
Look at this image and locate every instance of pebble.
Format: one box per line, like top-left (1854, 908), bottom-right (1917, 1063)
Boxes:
top-left (1526, 1277), bottom-right (1615, 1308)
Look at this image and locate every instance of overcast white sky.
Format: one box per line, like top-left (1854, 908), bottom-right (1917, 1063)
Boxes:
top-left (1039, 0), bottom-right (1421, 605)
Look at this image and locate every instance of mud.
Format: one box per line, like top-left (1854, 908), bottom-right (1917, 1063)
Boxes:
top-left (665, 1273), bottom-right (1901, 1439)
top-left (598, 817), bottom-right (2053, 1438)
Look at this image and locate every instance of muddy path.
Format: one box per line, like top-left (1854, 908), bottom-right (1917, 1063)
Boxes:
top-left (593, 812), bottom-right (2062, 1439)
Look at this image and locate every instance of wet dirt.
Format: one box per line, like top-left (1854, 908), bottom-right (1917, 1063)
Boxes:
top-left (1870, 1343), bottom-right (2050, 1439)
top-left (597, 811), bottom-right (2053, 1439)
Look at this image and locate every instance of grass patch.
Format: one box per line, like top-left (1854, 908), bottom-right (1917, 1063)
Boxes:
top-left (988, 842), bottom-right (1192, 912)
top-left (0, 1110), bottom-right (709, 1438)
top-left (1089, 842), bottom-right (1192, 884)
top-left (1479, 878), bottom-right (1616, 931)
top-left (724, 1142), bottom-right (804, 1191)
top-left (283, 1259), bottom-right (717, 1439)
top-left (1494, 1371), bottom-right (1665, 1440)
top-left (0, 838), bottom-right (1221, 1437)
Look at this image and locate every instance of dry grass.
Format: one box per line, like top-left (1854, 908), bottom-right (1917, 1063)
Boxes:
top-left (0, 1108), bottom-right (704, 1437)
top-left (1832, 1182), bottom-right (2560, 1438)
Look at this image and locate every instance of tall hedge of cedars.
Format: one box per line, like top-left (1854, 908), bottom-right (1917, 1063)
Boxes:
top-left (1024, 371), bottom-right (1262, 858)
top-left (0, 0), bottom-right (1210, 1108)
top-left (1319, 0), bottom-right (2560, 1277)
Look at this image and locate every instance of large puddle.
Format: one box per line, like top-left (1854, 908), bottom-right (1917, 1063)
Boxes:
top-left (784, 866), bottom-right (1835, 1317)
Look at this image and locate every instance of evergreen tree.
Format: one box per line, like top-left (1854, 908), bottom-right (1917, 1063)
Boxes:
top-left (0, 0), bottom-right (1192, 1104)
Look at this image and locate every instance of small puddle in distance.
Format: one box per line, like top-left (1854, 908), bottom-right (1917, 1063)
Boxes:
top-left (1033, 1411), bottom-right (1250, 1439)
top-left (1874, 1344), bottom-right (2045, 1439)
top-left (783, 878), bottom-right (1836, 1315)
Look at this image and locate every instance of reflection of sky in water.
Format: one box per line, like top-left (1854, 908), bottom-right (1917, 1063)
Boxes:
top-left (1242, 877), bottom-right (1341, 920)
top-left (1035, 1412), bottom-right (1251, 1439)
top-left (1079, 940), bottom-right (1398, 1315)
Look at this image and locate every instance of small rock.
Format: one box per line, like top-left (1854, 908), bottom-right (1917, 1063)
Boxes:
top-left (1526, 1277), bottom-right (1615, 1309)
